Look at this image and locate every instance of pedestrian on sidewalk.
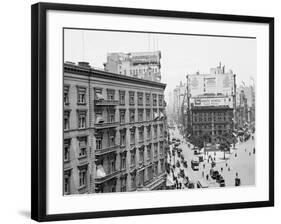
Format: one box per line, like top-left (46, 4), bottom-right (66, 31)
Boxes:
top-left (228, 167), bottom-right (230, 171)
top-left (221, 167), bottom-right (223, 172)
top-left (206, 174), bottom-right (209, 180)
top-left (202, 171), bottom-right (204, 177)
top-left (203, 164), bottom-right (205, 169)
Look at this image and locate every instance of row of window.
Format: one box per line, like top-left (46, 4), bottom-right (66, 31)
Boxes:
top-left (64, 108), bottom-right (165, 131)
top-left (125, 108), bottom-right (164, 123)
top-left (64, 108), bottom-right (165, 138)
top-left (63, 85), bottom-right (164, 107)
top-left (104, 125), bottom-right (164, 150)
top-left (193, 129), bottom-right (229, 136)
top-left (96, 158), bottom-right (165, 193)
top-left (127, 91), bottom-right (163, 107)
top-left (193, 124), bottom-right (228, 130)
top-left (64, 156), bottom-right (165, 194)
top-left (96, 108), bottom-right (164, 124)
top-left (64, 110), bottom-right (86, 131)
top-left (65, 157), bottom-right (165, 194)
top-left (97, 143), bottom-right (164, 174)
top-left (193, 117), bottom-right (230, 122)
top-left (64, 131), bottom-right (165, 163)
top-left (193, 112), bottom-right (230, 117)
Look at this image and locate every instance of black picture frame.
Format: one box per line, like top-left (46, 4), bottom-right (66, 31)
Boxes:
top-left (31, 2), bottom-right (274, 222)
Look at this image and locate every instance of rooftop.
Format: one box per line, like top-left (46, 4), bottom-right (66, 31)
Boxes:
top-left (64, 62), bottom-right (166, 89)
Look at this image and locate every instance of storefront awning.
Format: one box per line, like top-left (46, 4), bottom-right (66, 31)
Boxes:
top-left (96, 165), bottom-right (106, 178)
top-left (96, 93), bottom-right (104, 100)
top-left (154, 112), bottom-right (159, 120)
top-left (96, 116), bottom-right (105, 124)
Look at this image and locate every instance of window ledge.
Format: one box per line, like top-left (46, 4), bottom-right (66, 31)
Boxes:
top-left (78, 185), bottom-right (87, 190)
top-left (77, 102), bottom-right (87, 105)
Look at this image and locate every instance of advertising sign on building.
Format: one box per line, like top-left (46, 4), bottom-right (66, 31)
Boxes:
top-left (192, 97), bottom-right (233, 108)
top-left (131, 52), bottom-right (161, 64)
top-left (188, 73), bottom-right (234, 97)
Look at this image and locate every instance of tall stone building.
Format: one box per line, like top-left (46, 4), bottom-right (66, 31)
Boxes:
top-left (186, 63), bottom-right (236, 145)
top-left (104, 51), bottom-right (162, 82)
top-left (172, 81), bottom-right (187, 125)
top-left (63, 61), bottom-right (168, 195)
top-left (236, 84), bottom-right (255, 129)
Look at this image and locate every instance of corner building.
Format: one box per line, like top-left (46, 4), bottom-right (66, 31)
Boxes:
top-left (190, 97), bottom-right (234, 143)
top-left (186, 63), bottom-right (236, 145)
top-left (63, 62), bottom-right (168, 195)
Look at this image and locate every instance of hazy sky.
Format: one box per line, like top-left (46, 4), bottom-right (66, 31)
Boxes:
top-left (64, 29), bottom-right (256, 96)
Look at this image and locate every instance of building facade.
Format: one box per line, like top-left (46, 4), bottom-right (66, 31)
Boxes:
top-left (104, 51), bottom-right (162, 82)
top-left (190, 97), bottom-right (234, 144)
top-left (172, 81), bottom-right (187, 126)
top-left (186, 63), bottom-right (236, 145)
top-left (236, 84), bottom-right (255, 129)
top-left (63, 62), bottom-right (168, 195)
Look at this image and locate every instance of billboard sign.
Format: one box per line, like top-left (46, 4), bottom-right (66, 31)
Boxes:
top-left (188, 73), bottom-right (234, 97)
top-left (192, 97), bottom-right (233, 107)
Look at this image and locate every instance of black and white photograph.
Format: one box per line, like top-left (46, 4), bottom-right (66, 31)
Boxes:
top-left (63, 28), bottom-right (256, 195)
top-left (29, 2), bottom-right (274, 222)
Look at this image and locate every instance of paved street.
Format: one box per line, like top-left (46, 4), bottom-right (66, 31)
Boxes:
top-left (167, 126), bottom-right (255, 189)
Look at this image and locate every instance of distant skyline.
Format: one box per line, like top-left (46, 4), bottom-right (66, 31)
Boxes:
top-left (64, 29), bottom-right (256, 98)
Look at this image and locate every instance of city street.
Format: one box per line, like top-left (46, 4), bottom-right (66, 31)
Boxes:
top-left (167, 126), bottom-right (255, 189)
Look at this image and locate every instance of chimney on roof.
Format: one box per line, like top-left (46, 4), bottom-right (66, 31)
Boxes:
top-left (65, 61), bottom-right (76, 65)
top-left (78, 61), bottom-right (91, 68)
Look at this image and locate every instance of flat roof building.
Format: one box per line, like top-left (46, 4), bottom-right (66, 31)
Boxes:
top-left (104, 51), bottom-right (162, 82)
top-left (186, 63), bottom-right (236, 145)
top-left (63, 62), bottom-right (168, 195)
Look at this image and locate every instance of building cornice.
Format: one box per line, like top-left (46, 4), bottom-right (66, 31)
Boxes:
top-left (64, 63), bottom-right (166, 89)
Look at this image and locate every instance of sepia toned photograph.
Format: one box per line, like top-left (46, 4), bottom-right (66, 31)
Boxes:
top-left (63, 28), bottom-right (256, 195)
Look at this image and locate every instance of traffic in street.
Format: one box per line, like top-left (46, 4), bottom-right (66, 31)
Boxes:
top-left (166, 124), bottom-right (255, 190)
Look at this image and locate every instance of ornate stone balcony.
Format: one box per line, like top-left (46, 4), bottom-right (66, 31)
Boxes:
top-left (94, 170), bottom-right (121, 184)
top-left (95, 145), bottom-right (119, 156)
top-left (94, 100), bottom-right (119, 106)
top-left (94, 121), bottom-right (119, 130)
